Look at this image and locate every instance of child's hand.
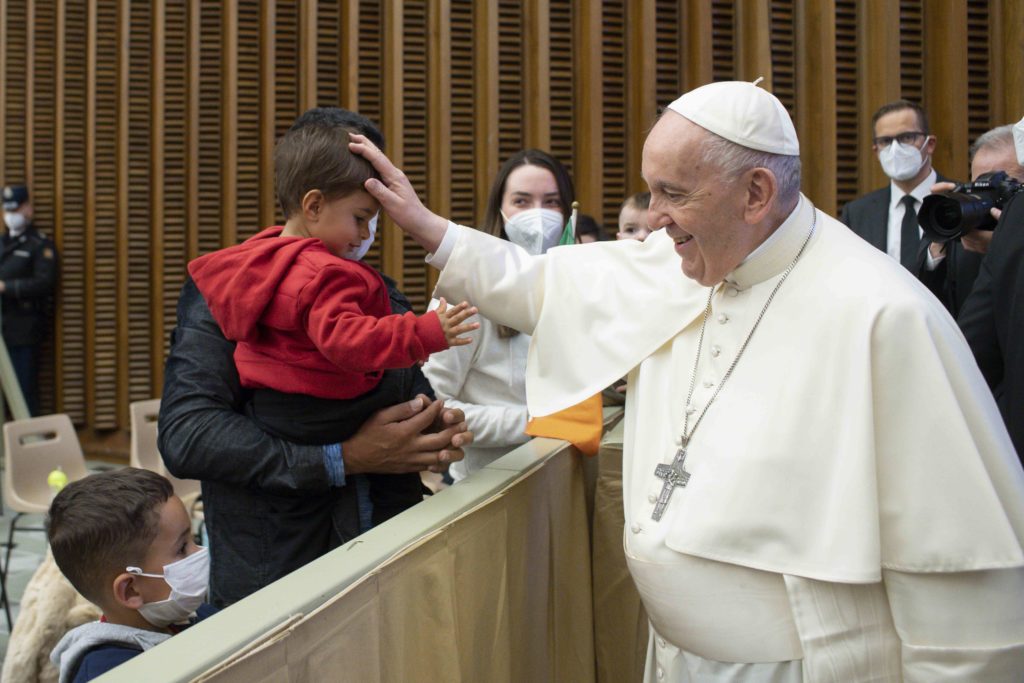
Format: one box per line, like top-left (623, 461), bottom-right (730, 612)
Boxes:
top-left (436, 298), bottom-right (479, 347)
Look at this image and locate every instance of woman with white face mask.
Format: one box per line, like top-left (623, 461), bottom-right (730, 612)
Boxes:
top-left (422, 149), bottom-right (574, 481)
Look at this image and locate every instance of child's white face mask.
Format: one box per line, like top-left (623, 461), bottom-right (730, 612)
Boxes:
top-left (127, 546), bottom-right (210, 627)
top-left (344, 213), bottom-right (379, 261)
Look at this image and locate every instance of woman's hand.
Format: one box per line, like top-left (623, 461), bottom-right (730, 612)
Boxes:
top-left (349, 133), bottom-right (450, 253)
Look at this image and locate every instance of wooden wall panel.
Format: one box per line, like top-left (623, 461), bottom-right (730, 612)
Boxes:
top-left (0, 0), bottom-right (1014, 451)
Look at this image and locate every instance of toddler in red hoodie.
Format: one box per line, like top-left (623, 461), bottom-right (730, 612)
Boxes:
top-left (187, 116), bottom-right (478, 555)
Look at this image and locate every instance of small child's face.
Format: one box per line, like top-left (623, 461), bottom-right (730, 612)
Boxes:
top-left (617, 205), bottom-right (652, 242)
top-left (134, 496), bottom-right (200, 605)
top-left (314, 190), bottom-right (380, 258)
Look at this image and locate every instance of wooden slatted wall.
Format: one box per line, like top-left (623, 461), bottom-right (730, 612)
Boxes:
top-left (0, 0), bottom-right (1016, 452)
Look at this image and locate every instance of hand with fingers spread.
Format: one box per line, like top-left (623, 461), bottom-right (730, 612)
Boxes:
top-left (348, 133), bottom-right (450, 253)
top-left (436, 298), bottom-right (479, 347)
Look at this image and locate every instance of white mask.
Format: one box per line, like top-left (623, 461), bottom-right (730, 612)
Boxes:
top-left (128, 546), bottom-right (210, 628)
top-left (3, 211), bottom-right (26, 237)
top-left (1013, 115), bottom-right (1024, 167)
top-left (502, 208), bottom-right (565, 255)
top-left (344, 212), bottom-right (379, 261)
top-left (878, 139), bottom-right (928, 182)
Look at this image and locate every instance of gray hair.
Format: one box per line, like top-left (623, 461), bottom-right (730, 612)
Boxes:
top-left (969, 124), bottom-right (1015, 163)
top-left (699, 131), bottom-right (802, 207)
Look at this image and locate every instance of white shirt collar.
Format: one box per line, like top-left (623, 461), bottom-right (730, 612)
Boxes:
top-left (889, 168), bottom-right (938, 210)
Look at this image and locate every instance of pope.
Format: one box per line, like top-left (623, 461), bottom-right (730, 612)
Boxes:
top-left (351, 81), bottom-right (1024, 681)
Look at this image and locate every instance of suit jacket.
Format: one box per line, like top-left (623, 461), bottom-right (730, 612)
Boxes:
top-left (958, 192), bottom-right (1024, 461)
top-left (839, 172), bottom-right (981, 317)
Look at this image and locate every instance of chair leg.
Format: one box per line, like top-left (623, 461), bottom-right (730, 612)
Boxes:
top-left (1, 512), bottom-right (23, 631)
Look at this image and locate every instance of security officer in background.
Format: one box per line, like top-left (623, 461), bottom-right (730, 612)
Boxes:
top-left (1, 184), bottom-right (57, 415)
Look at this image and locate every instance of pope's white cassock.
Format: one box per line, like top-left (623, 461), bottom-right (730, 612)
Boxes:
top-left (423, 133), bottom-right (1024, 680)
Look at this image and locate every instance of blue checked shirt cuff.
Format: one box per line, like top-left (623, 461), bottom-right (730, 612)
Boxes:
top-left (322, 442), bottom-right (346, 487)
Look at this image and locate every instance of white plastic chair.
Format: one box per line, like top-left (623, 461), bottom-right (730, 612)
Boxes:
top-left (129, 398), bottom-right (201, 505)
top-left (1, 414), bottom-right (90, 628)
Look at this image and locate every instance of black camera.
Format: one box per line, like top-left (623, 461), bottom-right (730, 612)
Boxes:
top-left (918, 171), bottom-right (1024, 243)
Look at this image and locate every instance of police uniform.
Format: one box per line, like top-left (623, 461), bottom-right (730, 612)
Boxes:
top-left (1, 185), bottom-right (57, 414)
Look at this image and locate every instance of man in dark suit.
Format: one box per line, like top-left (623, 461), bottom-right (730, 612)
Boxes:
top-left (959, 190), bottom-right (1024, 461)
top-left (840, 101), bottom-right (968, 314)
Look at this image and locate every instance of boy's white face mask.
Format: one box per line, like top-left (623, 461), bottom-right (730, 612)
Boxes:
top-left (501, 208), bottom-right (564, 255)
top-left (344, 213), bottom-right (379, 261)
top-left (128, 546), bottom-right (210, 628)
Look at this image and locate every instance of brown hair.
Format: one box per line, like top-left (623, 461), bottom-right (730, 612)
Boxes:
top-left (620, 191), bottom-right (651, 213)
top-left (871, 99), bottom-right (930, 136)
top-left (47, 468), bottom-right (173, 606)
top-left (479, 149), bottom-right (575, 337)
top-left (274, 122), bottom-right (381, 219)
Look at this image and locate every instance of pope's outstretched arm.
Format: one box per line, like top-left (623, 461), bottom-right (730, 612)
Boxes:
top-left (350, 133), bottom-right (548, 335)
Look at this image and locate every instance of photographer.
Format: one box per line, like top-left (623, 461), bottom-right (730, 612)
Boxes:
top-left (957, 118), bottom-right (1024, 460)
top-left (919, 126), bottom-right (1024, 317)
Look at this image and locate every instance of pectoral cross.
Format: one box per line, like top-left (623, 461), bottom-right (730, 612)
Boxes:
top-left (651, 444), bottom-right (691, 521)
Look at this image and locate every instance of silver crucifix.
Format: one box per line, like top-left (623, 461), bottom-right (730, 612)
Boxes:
top-left (651, 446), bottom-right (691, 521)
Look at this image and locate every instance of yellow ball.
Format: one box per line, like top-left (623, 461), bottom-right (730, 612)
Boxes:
top-left (47, 468), bottom-right (69, 492)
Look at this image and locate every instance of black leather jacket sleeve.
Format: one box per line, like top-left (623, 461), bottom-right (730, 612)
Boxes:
top-left (158, 278), bottom-right (328, 494)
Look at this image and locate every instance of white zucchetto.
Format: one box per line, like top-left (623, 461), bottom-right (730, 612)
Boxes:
top-left (667, 79), bottom-right (800, 156)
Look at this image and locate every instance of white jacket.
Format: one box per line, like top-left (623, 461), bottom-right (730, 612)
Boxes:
top-left (422, 302), bottom-right (530, 481)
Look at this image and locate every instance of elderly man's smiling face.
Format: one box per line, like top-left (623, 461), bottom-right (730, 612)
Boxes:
top-left (643, 113), bottom-right (761, 286)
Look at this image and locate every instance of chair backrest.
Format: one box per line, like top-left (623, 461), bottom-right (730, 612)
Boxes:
top-left (128, 399), bottom-right (201, 501)
top-left (3, 414), bottom-right (90, 514)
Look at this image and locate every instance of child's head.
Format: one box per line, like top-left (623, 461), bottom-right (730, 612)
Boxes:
top-left (617, 192), bottom-right (652, 242)
top-left (48, 468), bottom-right (205, 629)
top-left (275, 111), bottom-right (382, 257)
top-left (575, 214), bottom-right (604, 243)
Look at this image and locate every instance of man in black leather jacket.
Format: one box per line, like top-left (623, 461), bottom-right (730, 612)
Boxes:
top-left (158, 109), bottom-right (472, 606)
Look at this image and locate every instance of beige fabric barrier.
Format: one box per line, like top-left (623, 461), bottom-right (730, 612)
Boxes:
top-left (98, 413), bottom-right (648, 683)
top-left (591, 421), bottom-right (648, 683)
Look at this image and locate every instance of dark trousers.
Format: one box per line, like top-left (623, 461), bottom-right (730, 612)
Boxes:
top-left (7, 344), bottom-right (37, 416)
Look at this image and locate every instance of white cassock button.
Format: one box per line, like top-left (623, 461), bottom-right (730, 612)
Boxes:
top-left (710, 345), bottom-right (720, 358)
top-left (717, 313), bottom-right (729, 324)
top-left (631, 523), bottom-right (641, 534)
top-left (657, 637), bottom-right (666, 648)
top-left (685, 405), bottom-right (696, 415)
top-left (702, 379), bottom-right (714, 388)
top-left (725, 286), bottom-right (738, 297)
top-left (657, 666), bottom-right (665, 680)
top-left (648, 494), bottom-right (657, 504)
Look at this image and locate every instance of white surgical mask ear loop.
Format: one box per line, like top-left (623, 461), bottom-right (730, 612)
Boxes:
top-left (126, 566), bottom-right (164, 579)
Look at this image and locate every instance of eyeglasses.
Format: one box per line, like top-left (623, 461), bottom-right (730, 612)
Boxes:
top-left (873, 131), bottom-right (927, 148)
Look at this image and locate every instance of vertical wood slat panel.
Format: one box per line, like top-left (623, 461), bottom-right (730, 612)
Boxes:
top-left (4, 0), bottom-right (27, 184)
top-left (795, 0), bottom-right (837, 214)
top-left (299, 0), bottom-right (317, 110)
top-left (965, 0), bottom-right (990, 145)
top-left (574, 0), bottom-right (603, 227)
top-left (25, 0), bottom-right (35, 188)
top-left (185, 0), bottom-right (199, 261)
top-left (0, 0), bottom-right (6, 187)
top-left (237, 0), bottom-right (261, 239)
top-left (116, 0), bottom-right (130, 426)
top-left (339, 0), bottom-right (359, 109)
top-left (600, 0), bottom-right (626, 230)
top-left (382, 0), bottom-right (404, 285)
top-left (400, 0), bottom-right (428, 309)
top-left (683, 0), bottom-right (713, 90)
top-left (53, 0), bottom-right (65, 412)
top-left (735, 0), bottom-right (772, 87)
top-left (523, 0), bottom-right (550, 151)
top-left (427, 0), bottom-right (451, 294)
top-left (834, 0), bottom-right (858, 209)
top-left (259, 0), bottom-right (276, 227)
top-left (473, 0), bottom-right (498, 218)
top-left (222, 0), bottom-right (238, 245)
top-left (992, 0), bottom-right (1024, 126)
top-left (84, 0), bottom-right (97, 426)
top-left (923, 0), bottom-right (968, 179)
top-left (548, 0), bottom-right (573, 180)
top-left (162, 0), bottom-right (187, 367)
top-left (626, 0), bottom-right (656, 195)
top-left (856, 0), bottom-right (901, 195)
top-left (150, 0), bottom-right (165, 391)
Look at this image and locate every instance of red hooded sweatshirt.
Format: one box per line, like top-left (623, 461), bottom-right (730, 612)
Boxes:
top-left (188, 227), bottom-right (448, 400)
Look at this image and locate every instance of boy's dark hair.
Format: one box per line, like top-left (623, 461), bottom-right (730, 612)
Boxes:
top-left (871, 99), bottom-right (930, 136)
top-left (275, 108), bottom-right (383, 219)
top-left (575, 214), bottom-right (604, 241)
top-left (621, 191), bottom-right (651, 212)
top-left (47, 468), bottom-right (173, 606)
